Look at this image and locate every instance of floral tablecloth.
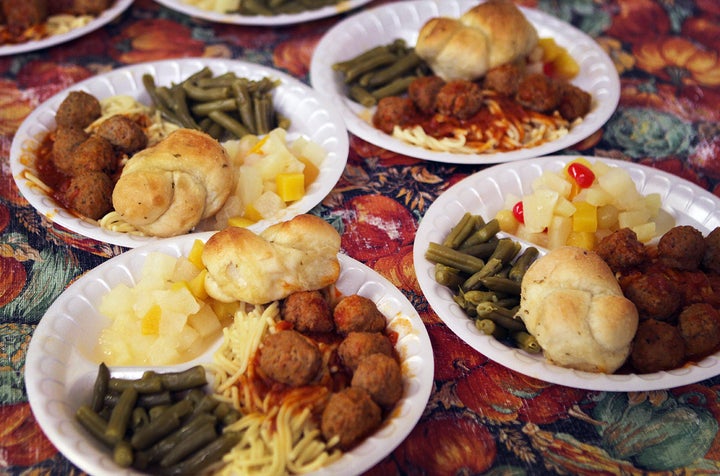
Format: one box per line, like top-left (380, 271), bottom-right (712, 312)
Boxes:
top-left (2, 0), bottom-right (720, 474)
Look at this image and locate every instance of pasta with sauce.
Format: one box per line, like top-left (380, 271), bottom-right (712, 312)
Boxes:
top-left (210, 302), bottom-right (343, 475)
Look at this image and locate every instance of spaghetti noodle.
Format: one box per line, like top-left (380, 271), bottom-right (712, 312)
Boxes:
top-left (391, 90), bottom-right (575, 154)
top-left (210, 302), bottom-right (342, 475)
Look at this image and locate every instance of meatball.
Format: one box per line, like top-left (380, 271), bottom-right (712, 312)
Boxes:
top-left (372, 96), bottom-right (417, 134)
top-left (630, 319), bottom-right (685, 373)
top-left (55, 91), bottom-right (102, 129)
top-left (435, 80), bottom-right (484, 119)
top-left (3, 0), bottom-right (47, 33)
top-left (337, 331), bottom-right (394, 371)
top-left (95, 115), bottom-right (148, 154)
top-left (333, 295), bottom-right (386, 335)
top-left (557, 82), bottom-right (592, 121)
top-left (258, 330), bottom-right (321, 387)
top-left (281, 290), bottom-right (334, 333)
top-left (52, 126), bottom-right (89, 175)
top-left (321, 387), bottom-right (381, 450)
top-left (515, 73), bottom-right (562, 112)
top-left (68, 135), bottom-right (117, 175)
top-left (71, 0), bottom-right (110, 15)
top-left (63, 171), bottom-right (113, 220)
top-left (408, 75), bottom-right (445, 114)
top-left (658, 225), bottom-right (706, 271)
top-left (621, 271), bottom-right (682, 321)
top-left (678, 303), bottom-right (720, 360)
top-left (702, 227), bottom-right (720, 274)
top-left (482, 62), bottom-right (524, 96)
top-left (351, 353), bottom-right (403, 408)
top-left (596, 228), bottom-right (647, 273)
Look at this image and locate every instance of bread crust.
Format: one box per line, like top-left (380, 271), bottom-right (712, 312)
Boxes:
top-left (518, 246), bottom-right (639, 373)
top-left (415, 0), bottom-right (538, 81)
top-left (202, 214), bottom-right (341, 305)
top-left (112, 129), bottom-right (233, 237)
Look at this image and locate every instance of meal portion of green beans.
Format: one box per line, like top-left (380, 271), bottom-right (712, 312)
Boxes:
top-left (332, 39), bottom-right (432, 107)
top-left (233, 0), bottom-right (342, 15)
top-left (76, 363), bottom-right (241, 474)
top-left (425, 213), bottom-right (542, 354)
top-left (143, 67), bottom-right (289, 141)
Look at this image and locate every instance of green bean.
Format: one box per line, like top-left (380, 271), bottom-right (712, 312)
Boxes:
top-left (349, 85), bottom-right (377, 107)
top-left (105, 387), bottom-right (138, 444)
top-left (457, 241), bottom-right (498, 259)
top-left (191, 98), bottom-right (238, 116)
top-left (370, 75), bottom-right (417, 100)
top-left (463, 290), bottom-right (500, 305)
top-left (243, 0), bottom-right (274, 15)
top-left (76, 405), bottom-right (116, 447)
top-left (114, 440), bottom-right (134, 468)
top-left (367, 51), bottom-right (423, 87)
top-left (209, 110), bottom-right (252, 139)
top-left (142, 75), bottom-right (180, 123)
top-left (158, 365), bottom-right (208, 391)
top-left (160, 422), bottom-right (218, 468)
top-left (342, 51), bottom-right (397, 84)
top-left (253, 94), bottom-right (273, 135)
top-left (91, 363), bottom-right (110, 413)
top-left (476, 302), bottom-right (526, 332)
top-left (475, 318), bottom-right (507, 339)
top-left (149, 405), bottom-right (170, 421)
top-left (514, 331), bottom-right (541, 353)
top-left (195, 73), bottom-right (238, 88)
top-left (461, 219), bottom-right (501, 247)
top-left (109, 375), bottom-right (163, 394)
top-left (333, 45), bottom-right (391, 73)
top-left (434, 263), bottom-right (464, 288)
top-left (425, 242), bottom-right (486, 275)
top-left (480, 276), bottom-right (522, 295)
top-left (132, 407), bottom-right (150, 430)
top-left (130, 399), bottom-right (194, 450)
top-left (462, 257), bottom-right (504, 291)
top-left (232, 81), bottom-right (256, 133)
top-left (162, 431), bottom-right (243, 476)
top-left (140, 413), bottom-right (218, 466)
top-left (170, 85), bottom-right (200, 129)
top-left (442, 212), bottom-right (474, 249)
top-left (488, 238), bottom-right (521, 264)
top-left (508, 247), bottom-right (540, 282)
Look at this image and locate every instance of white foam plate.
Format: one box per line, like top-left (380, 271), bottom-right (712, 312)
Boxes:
top-left (0, 0), bottom-right (133, 56)
top-left (25, 232), bottom-right (434, 476)
top-left (10, 58), bottom-right (349, 248)
top-left (413, 156), bottom-right (720, 391)
top-left (153, 0), bottom-right (372, 26)
top-left (310, 0), bottom-right (620, 164)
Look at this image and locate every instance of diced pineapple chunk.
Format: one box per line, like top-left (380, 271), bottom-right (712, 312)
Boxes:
top-left (523, 189), bottom-right (559, 233)
top-left (140, 304), bottom-right (162, 335)
top-left (187, 239), bottom-right (205, 269)
top-left (276, 173), bottom-right (305, 202)
top-left (228, 216), bottom-right (256, 227)
top-left (566, 231), bottom-right (595, 250)
top-left (572, 201), bottom-right (597, 232)
top-left (547, 215), bottom-right (572, 249)
top-left (252, 191), bottom-right (286, 219)
top-left (187, 269), bottom-right (208, 300)
top-left (495, 208), bottom-right (519, 234)
top-left (188, 303), bottom-right (222, 338)
top-left (618, 209), bottom-right (652, 229)
top-left (632, 221), bottom-right (657, 242)
top-left (554, 197), bottom-right (576, 217)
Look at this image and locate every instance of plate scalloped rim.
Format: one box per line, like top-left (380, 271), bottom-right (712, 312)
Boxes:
top-left (413, 155), bottom-right (720, 391)
top-left (26, 232), bottom-right (434, 476)
top-left (10, 57), bottom-right (349, 248)
top-left (309, 0), bottom-right (621, 164)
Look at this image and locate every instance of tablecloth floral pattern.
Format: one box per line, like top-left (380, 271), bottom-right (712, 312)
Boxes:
top-left (2, 0), bottom-right (720, 474)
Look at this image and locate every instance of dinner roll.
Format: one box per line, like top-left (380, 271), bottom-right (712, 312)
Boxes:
top-left (112, 129), bottom-right (233, 237)
top-left (202, 214), bottom-right (341, 305)
top-left (517, 246), bottom-right (638, 373)
top-left (415, 0), bottom-right (538, 81)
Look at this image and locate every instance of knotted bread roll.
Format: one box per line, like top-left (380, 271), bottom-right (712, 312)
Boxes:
top-left (112, 129), bottom-right (233, 237)
top-left (202, 214), bottom-right (341, 305)
top-left (518, 246), bottom-right (639, 373)
top-left (415, 0), bottom-right (539, 81)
